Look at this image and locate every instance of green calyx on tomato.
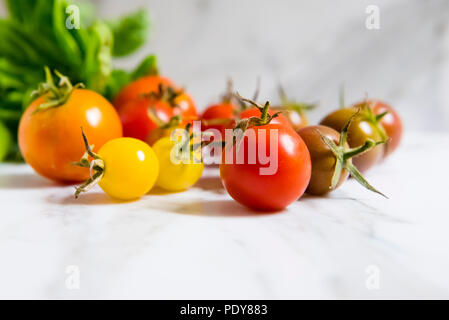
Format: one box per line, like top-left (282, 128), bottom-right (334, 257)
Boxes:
top-left (73, 130), bottom-right (159, 200)
top-left (356, 101), bottom-right (389, 142)
top-left (143, 83), bottom-right (182, 110)
top-left (228, 95), bottom-right (282, 148)
top-left (219, 94), bottom-right (312, 211)
top-left (320, 106), bottom-right (388, 173)
top-left (31, 67), bottom-right (84, 114)
top-left (72, 129), bottom-right (106, 198)
top-left (270, 86), bottom-right (315, 129)
top-left (233, 95), bottom-right (281, 131)
top-left (318, 112), bottom-right (387, 198)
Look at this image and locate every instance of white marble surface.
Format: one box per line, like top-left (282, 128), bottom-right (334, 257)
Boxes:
top-left (0, 131), bottom-right (448, 299)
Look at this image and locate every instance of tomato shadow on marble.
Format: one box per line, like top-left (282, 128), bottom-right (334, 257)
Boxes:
top-left (0, 172), bottom-right (60, 189)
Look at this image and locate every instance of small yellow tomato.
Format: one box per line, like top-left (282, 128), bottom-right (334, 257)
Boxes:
top-left (152, 136), bottom-right (204, 191)
top-left (97, 138), bottom-right (159, 200)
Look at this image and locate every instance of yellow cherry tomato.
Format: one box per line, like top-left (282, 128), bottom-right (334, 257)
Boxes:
top-left (97, 138), bottom-right (159, 200)
top-left (152, 136), bottom-right (204, 191)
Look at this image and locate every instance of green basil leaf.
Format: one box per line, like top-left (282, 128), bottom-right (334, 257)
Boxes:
top-left (131, 54), bottom-right (158, 80)
top-left (108, 9), bottom-right (149, 57)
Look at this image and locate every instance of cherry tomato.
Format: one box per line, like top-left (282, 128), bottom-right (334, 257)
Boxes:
top-left (172, 91), bottom-right (198, 120)
top-left (354, 99), bottom-right (403, 158)
top-left (320, 108), bottom-right (384, 173)
top-left (97, 138), bottom-right (159, 200)
top-left (19, 88), bottom-right (122, 182)
top-left (201, 103), bottom-right (236, 137)
top-left (114, 76), bottom-right (198, 120)
top-left (276, 107), bottom-right (309, 130)
top-left (239, 107), bottom-right (291, 128)
top-left (119, 97), bottom-right (174, 141)
top-left (74, 136), bottom-right (159, 200)
top-left (297, 124), bottom-right (386, 197)
top-left (152, 136), bottom-right (204, 191)
top-left (271, 88), bottom-right (314, 131)
top-left (220, 123), bottom-right (311, 211)
top-left (0, 121), bottom-right (12, 161)
top-left (113, 75), bottom-right (173, 112)
top-left (297, 125), bottom-right (349, 195)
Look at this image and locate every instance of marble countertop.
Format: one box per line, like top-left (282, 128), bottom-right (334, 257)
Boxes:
top-left (0, 131), bottom-right (448, 299)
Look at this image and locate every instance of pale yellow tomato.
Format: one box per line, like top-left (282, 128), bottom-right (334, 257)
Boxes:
top-left (152, 136), bottom-right (204, 191)
top-left (98, 138), bottom-right (159, 200)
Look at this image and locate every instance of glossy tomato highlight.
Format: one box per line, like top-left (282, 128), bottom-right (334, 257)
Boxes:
top-left (19, 69), bottom-right (122, 182)
top-left (220, 98), bottom-right (311, 211)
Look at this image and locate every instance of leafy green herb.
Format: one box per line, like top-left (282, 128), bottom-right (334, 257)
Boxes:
top-left (0, 0), bottom-right (156, 161)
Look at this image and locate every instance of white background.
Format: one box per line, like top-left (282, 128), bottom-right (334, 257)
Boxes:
top-left (2, 0), bottom-right (448, 131)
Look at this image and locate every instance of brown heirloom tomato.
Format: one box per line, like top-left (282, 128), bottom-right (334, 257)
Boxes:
top-left (297, 125), bottom-right (349, 195)
top-left (353, 99), bottom-right (403, 158)
top-left (297, 123), bottom-right (386, 197)
top-left (320, 108), bottom-right (384, 173)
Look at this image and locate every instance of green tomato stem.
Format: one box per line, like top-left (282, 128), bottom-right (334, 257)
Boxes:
top-left (72, 129), bottom-right (105, 198)
top-left (317, 112), bottom-right (388, 197)
top-left (31, 67), bottom-right (84, 115)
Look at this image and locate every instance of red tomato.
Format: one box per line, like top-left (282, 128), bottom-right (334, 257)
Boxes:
top-left (19, 89), bottom-right (123, 182)
top-left (220, 123), bottom-right (311, 211)
top-left (365, 100), bottom-right (403, 157)
top-left (239, 107), bottom-right (291, 127)
top-left (113, 75), bottom-right (173, 112)
top-left (119, 97), bottom-right (174, 141)
top-left (201, 103), bottom-right (236, 137)
top-left (114, 75), bottom-right (198, 120)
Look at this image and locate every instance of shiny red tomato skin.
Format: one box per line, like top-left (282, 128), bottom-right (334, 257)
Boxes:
top-left (239, 107), bottom-right (291, 127)
top-left (114, 75), bottom-right (198, 121)
top-left (113, 76), bottom-right (173, 113)
top-left (368, 100), bottom-right (403, 157)
top-left (201, 103), bottom-right (236, 136)
top-left (119, 98), bottom-right (174, 141)
top-left (220, 124), bottom-right (311, 211)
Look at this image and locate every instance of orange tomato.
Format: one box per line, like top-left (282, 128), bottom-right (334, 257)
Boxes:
top-left (19, 89), bottom-right (123, 182)
top-left (172, 91), bottom-right (198, 121)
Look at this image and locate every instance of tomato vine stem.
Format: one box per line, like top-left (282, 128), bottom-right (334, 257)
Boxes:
top-left (31, 67), bottom-right (84, 114)
top-left (317, 111), bottom-right (388, 198)
top-left (271, 85), bottom-right (315, 121)
top-left (72, 129), bottom-right (105, 198)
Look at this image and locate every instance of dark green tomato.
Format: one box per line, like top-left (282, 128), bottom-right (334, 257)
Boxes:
top-left (0, 121), bottom-right (12, 161)
top-left (297, 125), bottom-right (349, 195)
top-left (320, 108), bottom-right (383, 173)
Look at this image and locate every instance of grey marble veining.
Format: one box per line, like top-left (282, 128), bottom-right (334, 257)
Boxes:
top-left (0, 132), bottom-right (449, 299)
